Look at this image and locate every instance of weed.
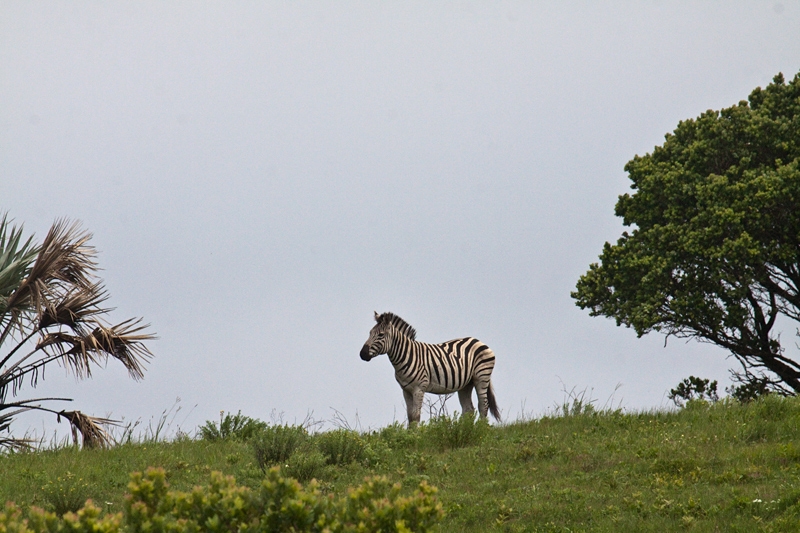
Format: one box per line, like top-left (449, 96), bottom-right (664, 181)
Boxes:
top-left (407, 451), bottom-right (429, 472)
top-left (112, 398), bottom-right (195, 445)
top-left (551, 385), bottom-right (598, 417)
top-left (516, 436), bottom-right (558, 461)
top-left (41, 471), bottom-right (92, 515)
top-left (328, 408), bottom-right (361, 432)
top-left (424, 392), bottom-right (454, 419)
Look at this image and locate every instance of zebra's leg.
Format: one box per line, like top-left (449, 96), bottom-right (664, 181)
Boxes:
top-left (411, 388), bottom-right (425, 424)
top-left (403, 389), bottom-right (416, 425)
top-left (403, 388), bottom-right (425, 426)
top-left (457, 383), bottom-right (475, 415)
top-left (474, 379), bottom-right (491, 419)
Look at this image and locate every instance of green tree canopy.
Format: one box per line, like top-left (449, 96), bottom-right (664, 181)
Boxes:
top-left (572, 72), bottom-right (800, 394)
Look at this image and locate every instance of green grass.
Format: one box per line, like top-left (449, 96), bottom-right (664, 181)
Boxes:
top-left (5, 396), bottom-right (800, 531)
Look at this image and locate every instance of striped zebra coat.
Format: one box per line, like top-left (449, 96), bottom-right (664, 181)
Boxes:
top-left (360, 312), bottom-right (500, 424)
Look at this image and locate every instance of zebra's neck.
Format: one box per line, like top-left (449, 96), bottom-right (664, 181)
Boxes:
top-left (385, 333), bottom-right (421, 370)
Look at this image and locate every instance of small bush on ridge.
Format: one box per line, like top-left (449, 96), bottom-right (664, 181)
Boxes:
top-left (199, 411), bottom-right (267, 441)
top-left (424, 412), bottom-right (489, 450)
top-left (252, 424), bottom-right (309, 471)
top-left (362, 437), bottom-right (392, 467)
top-left (669, 376), bottom-right (719, 408)
top-left (316, 429), bottom-right (367, 465)
top-left (377, 421), bottom-right (421, 450)
top-left (283, 448), bottom-right (327, 482)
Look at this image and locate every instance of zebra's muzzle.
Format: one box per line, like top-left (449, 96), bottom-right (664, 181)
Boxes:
top-left (360, 345), bottom-right (372, 361)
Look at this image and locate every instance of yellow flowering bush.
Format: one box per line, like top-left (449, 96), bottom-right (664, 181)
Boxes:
top-left (1, 467), bottom-right (443, 533)
top-left (41, 472), bottom-right (93, 516)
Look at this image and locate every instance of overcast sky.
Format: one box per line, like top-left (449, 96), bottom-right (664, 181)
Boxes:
top-left (3, 2), bottom-right (800, 438)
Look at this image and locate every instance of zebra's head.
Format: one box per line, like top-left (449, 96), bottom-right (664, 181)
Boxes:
top-left (360, 311), bottom-right (391, 361)
top-left (360, 311), bottom-right (416, 361)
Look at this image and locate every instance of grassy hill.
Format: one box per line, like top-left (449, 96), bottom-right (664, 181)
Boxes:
top-left (3, 395), bottom-right (800, 532)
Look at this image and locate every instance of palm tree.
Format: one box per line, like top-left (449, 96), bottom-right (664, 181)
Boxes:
top-left (0, 214), bottom-right (155, 449)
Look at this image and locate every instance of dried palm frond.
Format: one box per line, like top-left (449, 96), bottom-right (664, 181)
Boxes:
top-left (29, 331), bottom-right (103, 381)
top-left (83, 318), bottom-right (155, 380)
top-left (31, 318), bottom-right (155, 381)
top-left (38, 283), bottom-right (111, 331)
top-left (33, 218), bottom-right (97, 290)
top-left (1, 321), bottom-right (155, 397)
top-left (56, 410), bottom-right (119, 448)
top-left (0, 283), bottom-right (111, 375)
top-left (1, 332), bottom-right (99, 393)
top-left (1, 219), bottom-right (97, 343)
top-left (0, 407), bottom-right (25, 433)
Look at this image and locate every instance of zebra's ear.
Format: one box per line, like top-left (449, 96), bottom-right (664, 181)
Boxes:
top-left (374, 311), bottom-right (380, 322)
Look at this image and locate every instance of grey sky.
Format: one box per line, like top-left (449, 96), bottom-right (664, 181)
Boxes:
top-left (3, 2), bottom-right (800, 437)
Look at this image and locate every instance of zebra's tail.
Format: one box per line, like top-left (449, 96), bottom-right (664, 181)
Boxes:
top-left (487, 381), bottom-right (501, 422)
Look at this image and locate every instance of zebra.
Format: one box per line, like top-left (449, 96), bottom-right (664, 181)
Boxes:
top-left (360, 311), bottom-right (500, 425)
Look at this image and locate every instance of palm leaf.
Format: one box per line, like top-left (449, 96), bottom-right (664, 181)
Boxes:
top-left (38, 283), bottom-right (111, 331)
top-left (85, 318), bottom-right (155, 379)
top-left (25, 318), bottom-right (155, 382)
top-left (0, 214), bottom-right (40, 338)
top-left (0, 397), bottom-right (73, 450)
top-left (0, 216), bottom-right (155, 449)
top-left (56, 410), bottom-right (119, 448)
top-left (0, 399), bottom-right (119, 449)
top-left (3, 219), bottom-right (97, 325)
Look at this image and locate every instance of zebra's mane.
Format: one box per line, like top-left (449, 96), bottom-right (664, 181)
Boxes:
top-left (377, 312), bottom-right (417, 341)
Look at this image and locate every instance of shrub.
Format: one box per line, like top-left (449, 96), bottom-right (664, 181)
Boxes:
top-left (1, 500), bottom-right (121, 533)
top-left (283, 448), bottom-right (327, 482)
top-left (424, 412), bottom-right (489, 450)
top-left (362, 438), bottom-right (392, 467)
top-left (316, 429), bottom-right (366, 466)
top-left (377, 421), bottom-right (421, 450)
top-left (37, 501), bottom-right (121, 533)
top-left (198, 411), bottom-right (267, 441)
top-left (251, 424), bottom-right (309, 471)
top-left (0, 467), bottom-right (444, 533)
top-left (668, 376), bottom-right (719, 408)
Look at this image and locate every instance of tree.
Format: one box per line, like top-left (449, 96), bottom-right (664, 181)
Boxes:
top-left (572, 72), bottom-right (800, 394)
top-left (0, 215), bottom-right (155, 449)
